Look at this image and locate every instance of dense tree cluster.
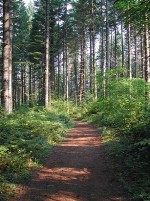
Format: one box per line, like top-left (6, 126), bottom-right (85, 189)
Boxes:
top-left (0, 1), bottom-right (149, 200)
top-left (0, 0), bottom-right (149, 111)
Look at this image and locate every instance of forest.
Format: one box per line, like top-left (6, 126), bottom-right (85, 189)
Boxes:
top-left (0, 0), bottom-right (150, 200)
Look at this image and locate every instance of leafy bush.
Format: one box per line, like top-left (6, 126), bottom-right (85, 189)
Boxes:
top-left (50, 99), bottom-right (90, 119)
top-left (0, 106), bottom-right (73, 200)
top-left (84, 77), bottom-right (150, 201)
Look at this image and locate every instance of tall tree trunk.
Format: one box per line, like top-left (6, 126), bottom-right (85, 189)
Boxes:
top-left (89, 0), bottom-right (97, 99)
top-left (100, 1), bottom-right (104, 72)
top-left (50, 17), bottom-right (55, 98)
top-left (103, 60), bottom-right (106, 98)
top-left (144, 14), bottom-right (150, 83)
top-left (24, 65), bottom-right (27, 103)
top-left (9, 42), bottom-right (12, 109)
top-left (134, 31), bottom-right (138, 77)
top-left (121, 21), bottom-right (124, 69)
top-left (66, 45), bottom-right (69, 112)
top-left (110, 29), bottom-right (113, 69)
top-left (64, 2), bottom-right (69, 112)
top-left (2, 0), bottom-right (12, 113)
top-left (128, 21), bottom-right (132, 79)
top-left (89, 0), bottom-right (93, 93)
top-left (29, 64), bottom-right (33, 107)
top-left (21, 65), bottom-right (24, 104)
top-left (79, 30), bottom-right (85, 102)
top-left (21, 65), bottom-right (27, 104)
top-left (114, 24), bottom-right (117, 68)
top-left (90, 29), bottom-right (93, 93)
top-left (57, 52), bottom-right (60, 99)
top-left (63, 38), bottom-right (65, 98)
top-left (13, 71), bottom-right (17, 108)
top-left (74, 51), bottom-right (78, 106)
top-left (44, 0), bottom-right (50, 107)
top-left (92, 33), bottom-right (97, 100)
top-left (140, 35), bottom-right (144, 79)
top-left (105, 0), bottom-right (109, 70)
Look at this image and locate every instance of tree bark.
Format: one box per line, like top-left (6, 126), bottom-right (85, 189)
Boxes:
top-left (114, 23), bottom-right (117, 68)
top-left (74, 51), bottom-right (78, 106)
top-left (2, 0), bottom-right (12, 113)
top-left (66, 45), bottom-right (69, 112)
top-left (44, 0), bottom-right (50, 107)
top-left (90, 29), bottom-right (93, 93)
top-left (128, 20), bottom-right (132, 79)
top-left (105, 0), bottom-right (109, 70)
top-left (140, 35), bottom-right (144, 79)
top-left (121, 21), bottom-right (124, 69)
top-left (144, 13), bottom-right (150, 83)
top-left (57, 53), bottom-right (60, 99)
top-left (79, 30), bottom-right (85, 102)
top-left (92, 33), bottom-right (97, 100)
top-left (134, 31), bottom-right (138, 78)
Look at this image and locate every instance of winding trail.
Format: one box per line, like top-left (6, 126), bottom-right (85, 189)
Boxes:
top-left (12, 121), bottom-right (129, 201)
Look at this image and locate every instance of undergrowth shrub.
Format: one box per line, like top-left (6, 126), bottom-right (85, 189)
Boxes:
top-left (84, 77), bottom-right (150, 201)
top-left (0, 106), bottom-right (73, 201)
top-left (51, 98), bottom-right (91, 119)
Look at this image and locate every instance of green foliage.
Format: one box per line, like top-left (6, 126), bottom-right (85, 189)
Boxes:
top-left (50, 99), bottom-right (90, 119)
top-left (0, 106), bottom-right (73, 200)
top-left (114, 0), bottom-right (150, 30)
top-left (0, 106), bottom-right (6, 118)
top-left (84, 77), bottom-right (150, 201)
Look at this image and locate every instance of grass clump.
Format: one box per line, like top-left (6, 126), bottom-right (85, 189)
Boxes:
top-left (0, 106), bottom-right (73, 201)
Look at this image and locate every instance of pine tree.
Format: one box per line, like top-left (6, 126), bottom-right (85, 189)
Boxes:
top-left (11, 0), bottom-right (31, 107)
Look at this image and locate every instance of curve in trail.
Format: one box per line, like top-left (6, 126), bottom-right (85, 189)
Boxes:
top-left (12, 121), bottom-right (129, 201)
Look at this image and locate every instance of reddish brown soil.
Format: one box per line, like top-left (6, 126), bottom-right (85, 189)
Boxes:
top-left (12, 121), bottom-right (129, 201)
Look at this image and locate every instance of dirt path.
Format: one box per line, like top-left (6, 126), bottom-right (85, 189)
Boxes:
top-left (12, 121), bottom-right (129, 201)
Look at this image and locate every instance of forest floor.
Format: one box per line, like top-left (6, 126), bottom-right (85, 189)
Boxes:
top-left (11, 121), bottom-right (131, 201)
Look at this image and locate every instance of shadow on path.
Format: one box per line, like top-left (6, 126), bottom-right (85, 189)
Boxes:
top-left (12, 121), bottom-right (129, 201)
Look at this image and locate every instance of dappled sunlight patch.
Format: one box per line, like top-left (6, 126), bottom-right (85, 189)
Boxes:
top-left (61, 127), bottom-right (101, 147)
top-left (110, 196), bottom-right (127, 201)
top-left (61, 137), bottom-right (100, 147)
top-left (34, 167), bottom-right (90, 182)
top-left (44, 191), bottom-right (85, 201)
